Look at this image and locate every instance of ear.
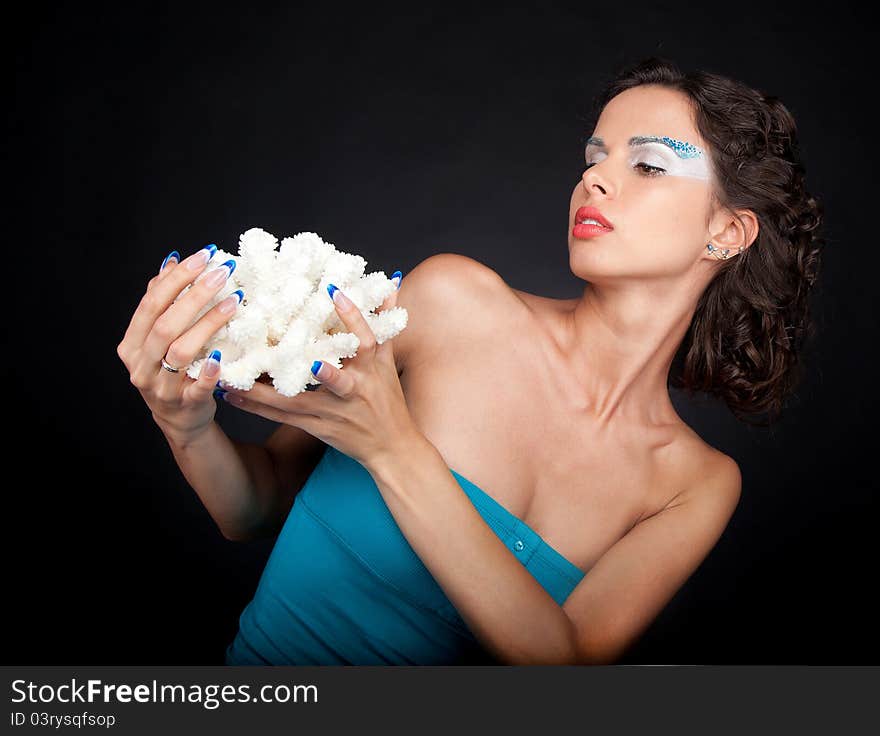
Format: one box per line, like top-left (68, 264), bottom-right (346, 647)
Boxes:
top-left (707, 207), bottom-right (759, 259)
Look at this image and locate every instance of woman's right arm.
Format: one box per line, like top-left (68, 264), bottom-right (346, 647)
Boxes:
top-left (116, 244), bottom-right (322, 542)
top-left (155, 418), bottom-right (326, 542)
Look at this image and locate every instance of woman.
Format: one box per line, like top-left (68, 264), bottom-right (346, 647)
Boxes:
top-left (117, 57), bottom-right (823, 665)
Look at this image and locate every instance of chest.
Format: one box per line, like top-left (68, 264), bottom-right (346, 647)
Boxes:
top-left (399, 335), bottom-right (691, 574)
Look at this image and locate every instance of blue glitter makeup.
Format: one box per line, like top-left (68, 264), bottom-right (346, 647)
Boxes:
top-left (631, 135), bottom-right (704, 159)
top-left (585, 135), bottom-right (705, 159)
top-left (584, 134), bottom-right (712, 181)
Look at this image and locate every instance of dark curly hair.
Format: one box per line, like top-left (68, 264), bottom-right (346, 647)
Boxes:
top-left (583, 57), bottom-right (824, 427)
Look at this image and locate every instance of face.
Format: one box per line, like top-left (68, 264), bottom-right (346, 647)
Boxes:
top-left (568, 85), bottom-right (718, 280)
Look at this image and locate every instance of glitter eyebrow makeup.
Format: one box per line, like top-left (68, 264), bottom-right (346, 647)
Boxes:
top-left (584, 135), bottom-right (712, 181)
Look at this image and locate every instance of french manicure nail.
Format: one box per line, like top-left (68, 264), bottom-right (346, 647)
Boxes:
top-left (204, 264), bottom-right (231, 287)
top-left (204, 349), bottom-right (222, 377)
top-left (160, 250), bottom-right (180, 273)
top-left (391, 270), bottom-right (402, 289)
top-left (311, 360), bottom-right (324, 378)
top-left (327, 284), bottom-right (352, 310)
top-left (187, 244), bottom-right (217, 271)
top-left (219, 289), bottom-right (244, 314)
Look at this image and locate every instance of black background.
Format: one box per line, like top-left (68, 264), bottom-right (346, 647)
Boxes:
top-left (6, 1), bottom-right (877, 664)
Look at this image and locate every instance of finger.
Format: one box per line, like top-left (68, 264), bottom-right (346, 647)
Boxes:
top-left (223, 378), bottom-right (326, 413)
top-left (157, 250), bottom-right (181, 280)
top-left (375, 270), bottom-right (402, 362)
top-left (326, 284), bottom-right (377, 354)
top-left (310, 359), bottom-right (357, 399)
top-left (141, 256), bottom-right (238, 368)
top-left (180, 349), bottom-right (224, 404)
top-left (121, 243), bottom-right (217, 353)
top-left (161, 289), bottom-right (243, 371)
top-left (378, 270), bottom-right (403, 311)
top-left (223, 390), bottom-right (324, 433)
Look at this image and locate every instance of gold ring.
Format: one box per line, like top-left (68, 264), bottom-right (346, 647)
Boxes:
top-left (161, 357), bottom-right (182, 373)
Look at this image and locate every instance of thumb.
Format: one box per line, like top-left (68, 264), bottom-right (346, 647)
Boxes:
top-left (378, 270), bottom-right (402, 312)
top-left (376, 271), bottom-right (402, 365)
top-left (183, 349), bottom-right (224, 403)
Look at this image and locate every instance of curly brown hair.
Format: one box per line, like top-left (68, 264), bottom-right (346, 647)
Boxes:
top-left (583, 57), bottom-right (824, 427)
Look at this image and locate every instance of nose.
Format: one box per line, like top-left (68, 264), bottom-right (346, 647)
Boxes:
top-left (582, 167), bottom-right (609, 196)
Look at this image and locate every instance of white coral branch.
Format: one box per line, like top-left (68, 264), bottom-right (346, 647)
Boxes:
top-left (179, 227), bottom-right (407, 397)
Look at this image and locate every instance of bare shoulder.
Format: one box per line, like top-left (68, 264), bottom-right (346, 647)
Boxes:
top-left (392, 253), bottom-right (519, 372)
top-left (670, 427), bottom-right (742, 516)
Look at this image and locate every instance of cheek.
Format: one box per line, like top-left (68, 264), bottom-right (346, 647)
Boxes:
top-left (625, 185), bottom-right (709, 264)
top-left (631, 183), bottom-right (707, 238)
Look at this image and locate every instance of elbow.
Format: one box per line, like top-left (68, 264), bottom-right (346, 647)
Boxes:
top-left (575, 638), bottom-right (630, 665)
top-left (221, 526), bottom-right (247, 543)
top-left (221, 515), bottom-right (277, 543)
top-left (219, 520), bottom-right (257, 543)
top-left (565, 624), bottom-right (626, 665)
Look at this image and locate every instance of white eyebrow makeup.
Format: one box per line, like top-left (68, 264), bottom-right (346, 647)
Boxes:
top-left (584, 135), bottom-right (713, 182)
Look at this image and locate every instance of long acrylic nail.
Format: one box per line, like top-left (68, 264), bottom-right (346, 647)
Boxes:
top-left (327, 283), bottom-right (352, 310)
top-left (186, 243), bottom-right (218, 271)
top-left (160, 250), bottom-right (180, 273)
top-left (204, 349), bottom-right (222, 377)
top-left (391, 270), bottom-right (402, 289)
top-left (218, 290), bottom-right (244, 314)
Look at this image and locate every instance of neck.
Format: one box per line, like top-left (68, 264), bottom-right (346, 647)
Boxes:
top-left (547, 277), bottom-right (701, 428)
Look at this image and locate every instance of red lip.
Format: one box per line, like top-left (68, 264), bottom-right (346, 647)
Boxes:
top-left (574, 206), bottom-right (614, 229)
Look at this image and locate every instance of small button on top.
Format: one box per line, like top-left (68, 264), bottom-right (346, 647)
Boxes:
top-left (514, 539), bottom-right (524, 551)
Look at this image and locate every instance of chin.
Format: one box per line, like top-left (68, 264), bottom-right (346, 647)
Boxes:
top-left (567, 242), bottom-right (618, 284)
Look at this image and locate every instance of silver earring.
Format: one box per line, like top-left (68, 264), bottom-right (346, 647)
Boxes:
top-left (707, 243), bottom-right (744, 260)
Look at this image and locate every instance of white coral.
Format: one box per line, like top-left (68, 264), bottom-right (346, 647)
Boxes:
top-left (179, 227), bottom-right (407, 396)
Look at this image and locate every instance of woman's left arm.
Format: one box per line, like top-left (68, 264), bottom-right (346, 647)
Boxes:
top-left (223, 276), bottom-right (741, 665)
top-left (369, 434), bottom-right (741, 664)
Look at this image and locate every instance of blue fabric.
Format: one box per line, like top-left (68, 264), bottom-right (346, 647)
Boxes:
top-left (225, 444), bottom-right (587, 665)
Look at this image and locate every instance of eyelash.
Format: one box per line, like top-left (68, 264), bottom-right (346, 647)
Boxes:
top-left (583, 161), bottom-right (666, 177)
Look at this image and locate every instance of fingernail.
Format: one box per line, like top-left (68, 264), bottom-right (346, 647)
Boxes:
top-left (213, 387), bottom-right (227, 400)
top-left (160, 250), bottom-right (180, 273)
top-left (391, 270), bottom-right (402, 289)
top-left (311, 360), bottom-right (324, 378)
top-left (204, 349), bottom-right (221, 377)
top-left (219, 289), bottom-right (244, 314)
top-left (187, 244), bottom-right (217, 271)
top-left (327, 284), bottom-right (352, 310)
top-left (204, 263), bottom-right (231, 287)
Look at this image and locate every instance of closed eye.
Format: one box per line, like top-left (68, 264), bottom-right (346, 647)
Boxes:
top-left (635, 162), bottom-right (665, 176)
top-left (584, 161), bottom-right (666, 177)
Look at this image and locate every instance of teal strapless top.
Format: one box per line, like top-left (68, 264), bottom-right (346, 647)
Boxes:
top-left (225, 444), bottom-right (587, 665)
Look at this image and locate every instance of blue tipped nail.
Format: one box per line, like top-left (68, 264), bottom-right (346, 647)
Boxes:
top-left (160, 250), bottom-right (180, 272)
top-left (213, 388), bottom-right (227, 400)
top-left (221, 259), bottom-right (237, 276)
top-left (326, 284), bottom-right (338, 300)
top-left (391, 270), bottom-right (402, 288)
top-left (208, 349), bottom-right (222, 362)
top-left (311, 360), bottom-right (323, 377)
top-left (231, 289), bottom-right (244, 304)
top-left (202, 243), bottom-right (218, 259)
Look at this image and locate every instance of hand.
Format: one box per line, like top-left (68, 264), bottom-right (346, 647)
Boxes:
top-left (116, 245), bottom-right (243, 443)
top-left (221, 278), bottom-right (422, 470)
